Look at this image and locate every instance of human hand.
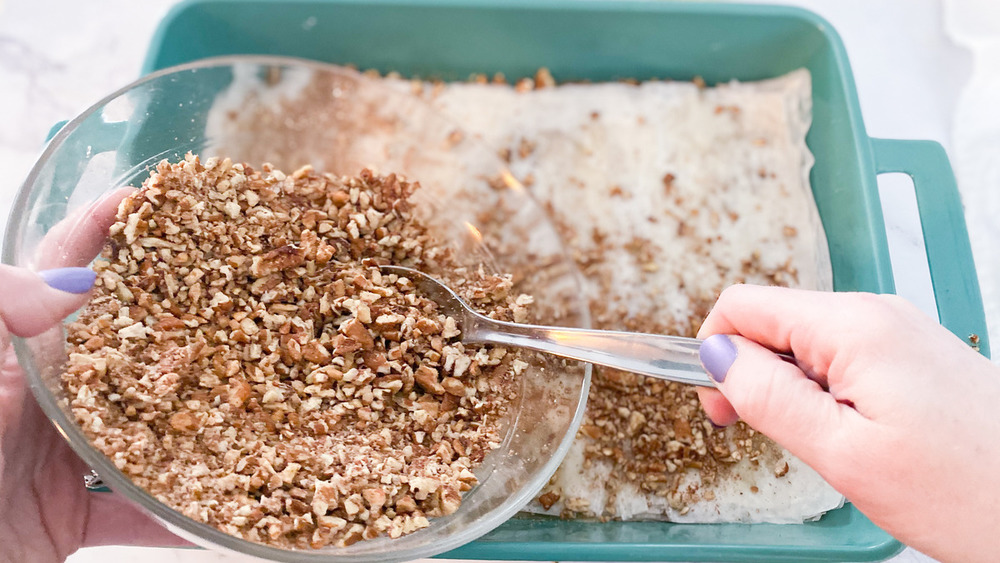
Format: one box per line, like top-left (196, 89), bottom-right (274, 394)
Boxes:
top-left (0, 191), bottom-right (187, 563)
top-left (696, 285), bottom-right (1000, 563)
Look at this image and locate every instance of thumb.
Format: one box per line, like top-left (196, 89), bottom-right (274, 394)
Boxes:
top-left (698, 334), bottom-right (862, 471)
top-left (0, 265), bottom-right (97, 338)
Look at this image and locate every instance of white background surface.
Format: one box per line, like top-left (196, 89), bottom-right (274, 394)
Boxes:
top-left (1, 0), bottom-right (997, 562)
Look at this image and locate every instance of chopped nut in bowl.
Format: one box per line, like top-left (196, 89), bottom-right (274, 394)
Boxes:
top-left (7, 56), bottom-right (590, 562)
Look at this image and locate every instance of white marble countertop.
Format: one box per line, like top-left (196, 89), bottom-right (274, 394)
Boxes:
top-left (2, 0), bottom-right (997, 562)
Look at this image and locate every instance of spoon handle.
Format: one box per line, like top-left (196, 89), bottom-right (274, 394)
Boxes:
top-left (464, 317), bottom-right (714, 387)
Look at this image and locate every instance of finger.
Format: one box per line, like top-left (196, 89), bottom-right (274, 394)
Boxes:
top-left (697, 284), bottom-right (834, 344)
top-left (696, 387), bottom-right (739, 426)
top-left (0, 322), bottom-right (10, 366)
top-left (84, 492), bottom-right (193, 548)
top-left (0, 265), bottom-right (96, 337)
top-left (697, 285), bottom-right (872, 390)
top-left (698, 333), bottom-right (866, 470)
top-left (36, 187), bottom-right (135, 270)
top-left (698, 285), bottom-right (956, 397)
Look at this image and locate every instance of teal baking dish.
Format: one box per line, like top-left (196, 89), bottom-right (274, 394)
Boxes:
top-left (142, 0), bottom-right (989, 561)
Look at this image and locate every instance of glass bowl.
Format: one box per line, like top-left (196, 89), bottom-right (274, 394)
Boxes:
top-left (5, 56), bottom-right (591, 562)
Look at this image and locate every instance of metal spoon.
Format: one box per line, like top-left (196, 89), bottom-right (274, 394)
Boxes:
top-left (380, 265), bottom-right (714, 386)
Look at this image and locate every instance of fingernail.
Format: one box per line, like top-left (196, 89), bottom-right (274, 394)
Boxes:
top-left (699, 334), bottom-right (737, 383)
top-left (39, 267), bottom-right (97, 294)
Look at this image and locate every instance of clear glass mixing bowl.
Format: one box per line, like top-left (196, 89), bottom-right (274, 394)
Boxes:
top-left (5, 56), bottom-right (590, 562)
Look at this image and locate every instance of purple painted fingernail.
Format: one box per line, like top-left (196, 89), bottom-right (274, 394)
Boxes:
top-left (39, 267), bottom-right (97, 294)
top-left (699, 334), bottom-right (737, 383)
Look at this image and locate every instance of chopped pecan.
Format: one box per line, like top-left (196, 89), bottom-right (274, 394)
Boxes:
top-left (251, 245), bottom-right (305, 277)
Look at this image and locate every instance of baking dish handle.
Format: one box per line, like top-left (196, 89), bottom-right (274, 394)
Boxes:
top-left (870, 137), bottom-right (990, 357)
